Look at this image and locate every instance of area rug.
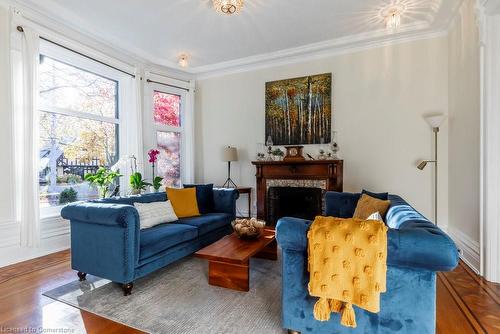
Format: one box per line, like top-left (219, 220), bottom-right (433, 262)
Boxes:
top-left (43, 255), bottom-right (283, 334)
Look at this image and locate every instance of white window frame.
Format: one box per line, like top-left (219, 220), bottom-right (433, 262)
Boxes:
top-left (39, 40), bottom-right (130, 218)
top-left (144, 82), bottom-right (188, 186)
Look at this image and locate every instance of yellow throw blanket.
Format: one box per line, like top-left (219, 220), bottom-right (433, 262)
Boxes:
top-left (307, 216), bottom-right (388, 328)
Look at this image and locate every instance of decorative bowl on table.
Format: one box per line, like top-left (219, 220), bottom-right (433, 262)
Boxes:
top-left (231, 218), bottom-right (266, 239)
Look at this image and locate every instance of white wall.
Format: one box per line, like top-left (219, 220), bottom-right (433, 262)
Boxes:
top-left (447, 0), bottom-right (481, 271)
top-left (195, 37), bottom-right (450, 222)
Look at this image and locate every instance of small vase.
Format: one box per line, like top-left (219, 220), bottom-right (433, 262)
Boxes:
top-left (131, 189), bottom-right (142, 195)
top-left (150, 186), bottom-right (159, 193)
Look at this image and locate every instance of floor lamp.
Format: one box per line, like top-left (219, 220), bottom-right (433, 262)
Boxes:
top-left (222, 146), bottom-right (238, 188)
top-left (417, 114), bottom-right (447, 225)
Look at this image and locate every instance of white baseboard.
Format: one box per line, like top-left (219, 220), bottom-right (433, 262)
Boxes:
top-left (444, 226), bottom-right (480, 274)
top-left (0, 233), bottom-right (70, 268)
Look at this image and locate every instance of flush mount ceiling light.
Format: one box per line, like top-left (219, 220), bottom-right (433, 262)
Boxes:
top-left (213, 0), bottom-right (244, 15)
top-left (381, 4), bottom-right (405, 30)
top-left (178, 54), bottom-right (189, 67)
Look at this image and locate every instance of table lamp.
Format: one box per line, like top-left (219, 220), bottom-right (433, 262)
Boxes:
top-left (222, 146), bottom-right (238, 188)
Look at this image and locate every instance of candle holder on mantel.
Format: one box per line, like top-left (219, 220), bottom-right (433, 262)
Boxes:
top-left (331, 131), bottom-right (340, 159)
top-left (266, 136), bottom-right (274, 161)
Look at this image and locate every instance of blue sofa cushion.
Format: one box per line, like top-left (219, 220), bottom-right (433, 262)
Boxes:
top-left (324, 192), bottom-right (360, 218)
top-left (140, 223), bottom-right (198, 260)
top-left (177, 213), bottom-right (233, 236)
top-left (362, 189), bottom-right (389, 200)
top-left (184, 184), bottom-right (214, 214)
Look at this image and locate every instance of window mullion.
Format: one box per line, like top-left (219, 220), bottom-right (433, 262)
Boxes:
top-left (39, 105), bottom-right (119, 124)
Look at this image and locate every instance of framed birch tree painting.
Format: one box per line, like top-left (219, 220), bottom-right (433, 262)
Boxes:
top-left (265, 73), bottom-right (332, 145)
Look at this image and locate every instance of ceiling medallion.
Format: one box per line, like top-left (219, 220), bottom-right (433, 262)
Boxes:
top-left (213, 0), bottom-right (244, 15)
top-left (381, 4), bottom-right (405, 30)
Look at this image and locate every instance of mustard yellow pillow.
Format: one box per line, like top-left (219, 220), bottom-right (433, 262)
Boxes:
top-left (166, 187), bottom-right (200, 218)
top-left (353, 194), bottom-right (390, 220)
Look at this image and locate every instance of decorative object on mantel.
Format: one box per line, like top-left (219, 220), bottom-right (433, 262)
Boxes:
top-left (213, 0), bottom-right (244, 15)
top-left (252, 159), bottom-right (343, 222)
top-left (317, 149), bottom-right (327, 160)
top-left (284, 145), bottom-right (305, 161)
top-left (272, 148), bottom-right (285, 161)
top-left (148, 149), bottom-right (163, 192)
top-left (256, 143), bottom-right (266, 161)
top-left (331, 130), bottom-right (340, 159)
top-left (232, 218), bottom-right (266, 239)
top-left (417, 113), bottom-right (447, 225)
top-left (265, 73), bottom-right (332, 145)
top-left (222, 146), bottom-right (238, 188)
top-left (266, 136), bottom-right (274, 161)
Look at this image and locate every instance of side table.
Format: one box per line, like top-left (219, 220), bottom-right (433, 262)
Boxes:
top-left (236, 187), bottom-right (252, 218)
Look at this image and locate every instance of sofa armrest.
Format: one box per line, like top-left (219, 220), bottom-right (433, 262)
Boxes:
top-left (61, 202), bottom-right (139, 227)
top-left (276, 216), bottom-right (459, 272)
top-left (276, 217), bottom-right (311, 252)
top-left (388, 220), bottom-right (459, 272)
top-left (213, 188), bottom-right (239, 217)
top-left (61, 202), bottom-right (140, 283)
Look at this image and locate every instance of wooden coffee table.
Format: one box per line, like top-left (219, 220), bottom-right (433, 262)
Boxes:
top-left (195, 228), bottom-right (277, 292)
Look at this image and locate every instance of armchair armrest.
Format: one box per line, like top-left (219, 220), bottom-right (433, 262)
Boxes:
top-left (213, 188), bottom-right (239, 217)
top-left (388, 220), bottom-right (459, 272)
top-left (276, 217), bottom-right (311, 252)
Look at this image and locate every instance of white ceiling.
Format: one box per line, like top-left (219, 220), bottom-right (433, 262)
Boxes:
top-left (17, 0), bottom-right (461, 75)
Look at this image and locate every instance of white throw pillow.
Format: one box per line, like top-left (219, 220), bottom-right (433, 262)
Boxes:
top-left (134, 200), bottom-right (178, 229)
top-left (366, 211), bottom-right (384, 222)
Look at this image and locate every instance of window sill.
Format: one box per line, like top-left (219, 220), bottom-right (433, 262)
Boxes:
top-left (40, 206), bottom-right (63, 221)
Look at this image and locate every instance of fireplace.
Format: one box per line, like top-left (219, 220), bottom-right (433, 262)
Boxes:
top-left (267, 187), bottom-right (323, 226)
top-left (252, 160), bottom-right (343, 223)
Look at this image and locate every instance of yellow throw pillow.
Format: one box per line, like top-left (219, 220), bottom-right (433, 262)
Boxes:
top-left (166, 187), bottom-right (201, 218)
top-left (353, 194), bottom-right (391, 220)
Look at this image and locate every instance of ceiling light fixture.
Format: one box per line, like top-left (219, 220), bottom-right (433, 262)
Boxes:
top-left (213, 0), bottom-right (244, 15)
top-left (178, 54), bottom-right (189, 67)
top-left (382, 5), bottom-right (405, 30)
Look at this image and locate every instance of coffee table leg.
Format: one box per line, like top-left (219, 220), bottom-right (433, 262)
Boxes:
top-left (208, 260), bottom-right (249, 292)
top-left (253, 239), bottom-right (278, 261)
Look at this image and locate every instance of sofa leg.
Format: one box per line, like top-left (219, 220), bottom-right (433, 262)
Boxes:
top-left (122, 282), bottom-right (134, 296)
top-left (287, 330), bottom-right (301, 334)
top-left (77, 271), bottom-right (87, 281)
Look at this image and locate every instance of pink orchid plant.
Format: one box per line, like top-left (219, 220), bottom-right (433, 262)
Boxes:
top-left (148, 149), bottom-right (163, 191)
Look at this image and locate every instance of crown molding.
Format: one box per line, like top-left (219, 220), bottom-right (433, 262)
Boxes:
top-left (7, 0), bottom-right (463, 81)
top-left (194, 28), bottom-right (448, 80)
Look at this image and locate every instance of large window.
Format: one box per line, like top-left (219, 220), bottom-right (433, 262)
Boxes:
top-left (152, 89), bottom-right (184, 187)
top-left (38, 50), bottom-right (120, 208)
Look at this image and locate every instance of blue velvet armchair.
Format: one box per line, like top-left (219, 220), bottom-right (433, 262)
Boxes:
top-left (61, 189), bottom-right (238, 295)
top-left (276, 192), bottom-right (459, 334)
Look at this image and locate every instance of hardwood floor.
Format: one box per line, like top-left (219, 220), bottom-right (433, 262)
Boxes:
top-left (0, 251), bottom-right (498, 334)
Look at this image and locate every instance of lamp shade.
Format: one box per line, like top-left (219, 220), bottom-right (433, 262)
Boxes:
top-left (424, 114), bottom-right (447, 128)
top-left (222, 147), bottom-right (238, 162)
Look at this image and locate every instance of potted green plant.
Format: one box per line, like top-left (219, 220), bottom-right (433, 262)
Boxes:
top-left (84, 167), bottom-right (122, 198)
top-left (272, 148), bottom-right (285, 161)
top-left (130, 172), bottom-right (152, 195)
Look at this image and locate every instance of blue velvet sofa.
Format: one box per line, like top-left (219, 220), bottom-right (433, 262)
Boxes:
top-left (61, 189), bottom-right (238, 295)
top-left (276, 192), bottom-right (459, 334)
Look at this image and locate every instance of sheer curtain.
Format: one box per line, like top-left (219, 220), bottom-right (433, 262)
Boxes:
top-left (118, 69), bottom-right (144, 194)
top-left (12, 25), bottom-right (41, 247)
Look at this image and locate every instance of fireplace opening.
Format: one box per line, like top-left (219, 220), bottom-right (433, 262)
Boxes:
top-left (267, 187), bottom-right (323, 226)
